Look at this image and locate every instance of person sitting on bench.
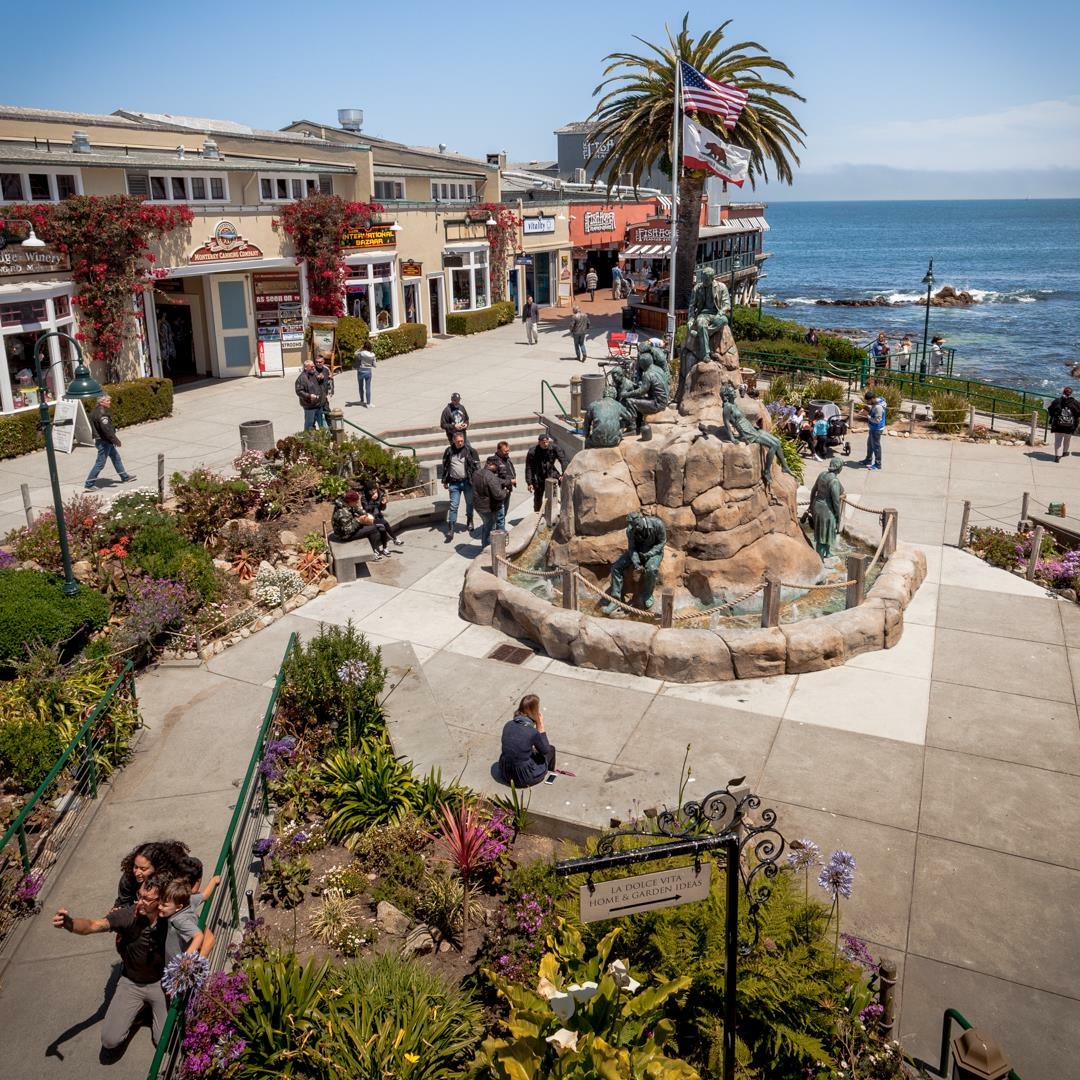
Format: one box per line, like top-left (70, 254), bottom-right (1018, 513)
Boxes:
top-left (331, 491), bottom-right (391, 559)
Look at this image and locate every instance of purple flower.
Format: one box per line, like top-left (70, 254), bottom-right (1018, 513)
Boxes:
top-left (337, 659), bottom-right (369, 687)
top-left (859, 1002), bottom-right (885, 1025)
top-left (839, 932), bottom-right (876, 969)
top-left (253, 838), bottom-right (273, 857)
top-left (258, 736), bottom-right (297, 779)
top-left (818, 850), bottom-right (855, 900)
top-left (0, 550), bottom-right (16, 569)
top-left (787, 838), bottom-right (821, 872)
top-left (162, 952), bottom-right (210, 996)
top-left (14, 870), bottom-right (44, 903)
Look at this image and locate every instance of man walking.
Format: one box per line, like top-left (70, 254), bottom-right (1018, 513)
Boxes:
top-left (440, 392), bottom-right (470, 443)
top-left (569, 305), bottom-right (590, 362)
top-left (522, 295), bottom-right (539, 345)
top-left (472, 456), bottom-right (509, 548)
top-left (441, 431), bottom-right (479, 541)
top-left (585, 267), bottom-right (598, 302)
top-left (354, 342), bottom-right (376, 407)
top-left (53, 874), bottom-right (170, 1051)
top-left (860, 390), bottom-right (886, 471)
top-left (84, 394), bottom-right (134, 490)
top-left (295, 358), bottom-right (326, 431)
top-left (493, 440), bottom-right (516, 531)
top-left (1048, 386), bottom-right (1080, 462)
top-left (525, 433), bottom-right (567, 513)
top-left (611, 264), bottom-right (623, 300)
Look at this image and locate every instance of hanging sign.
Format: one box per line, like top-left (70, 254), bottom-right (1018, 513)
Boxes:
top-left (514, 254), bottom-right (533, 266)
top-left (579, 863), bottom-right (711, 923)
top-left (190, 221), bottom-right (262, 263)
top-left (583, 210), bottom-right (617, 234)
top-left (627, 219), bottom-right (672, 245)
top-left (523, 216), bottom-right (555, 235)
top-left (400, 259), bottom-right (423, 278)
top-left (0, 244), bottom-right (71, 277)
top-left (342, 224), bottom-right (396, 250)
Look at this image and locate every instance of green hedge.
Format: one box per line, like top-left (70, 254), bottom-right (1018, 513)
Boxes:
top-left (731, 306), bottom-right (865, 367)
top-left (446, 300), bottom-right (515, 336)
top-left (333, 316), bottom-right (370, 370)
top-left (0, 377), bottom-right (173, 460)
top-left (372, 323), bottom-right (428, 359)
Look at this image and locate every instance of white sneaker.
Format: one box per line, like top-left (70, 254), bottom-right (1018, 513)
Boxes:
top-left (392, 537), bottom-right (404, 546)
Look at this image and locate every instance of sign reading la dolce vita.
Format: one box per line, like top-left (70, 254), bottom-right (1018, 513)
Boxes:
top-left (523, 216), bottom-right (555, 235)
top-left (0, 244), bottom-right (71, 277)
top-left (190, 221), bottom-right (263, 263)
top-left (342, 224), bottom-right (396, 250)
top-left (583, 210), bottom-right (616, 234)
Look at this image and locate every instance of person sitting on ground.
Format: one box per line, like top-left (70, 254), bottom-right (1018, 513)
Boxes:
top-left (115, 840), bottom-right (189, 908)
top-left (499, 693), bottom-right (556, 788)
top-left (331, 490), bottom-right (391, 558)
top-left (812, 410), bottom-right (830, 460)
top-left (362, 479), bottom-right (404, 546)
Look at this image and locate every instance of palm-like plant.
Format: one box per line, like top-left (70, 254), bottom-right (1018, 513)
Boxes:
top-left (588, 14), bottom-right (805, 308)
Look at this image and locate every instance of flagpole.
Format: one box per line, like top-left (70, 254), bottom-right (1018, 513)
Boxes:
top-left (667, 57), bottom-right (681, 363)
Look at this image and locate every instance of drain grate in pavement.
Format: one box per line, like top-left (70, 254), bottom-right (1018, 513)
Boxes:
top-left (488, 644), bottom-right (535, 665)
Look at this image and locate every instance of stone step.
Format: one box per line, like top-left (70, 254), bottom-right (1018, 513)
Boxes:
top-left (380, 415), bottom-right (546, 441)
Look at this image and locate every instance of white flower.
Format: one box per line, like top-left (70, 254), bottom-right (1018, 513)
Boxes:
top-left (537, 976), bottom-right (575, 1020)
top-left (537, 976), bottom-right (559, 1000)
top-left (546, 1028), bottom-right (579, 1057)
top-left (607, 959), bottom-right (641, 994)
top-left (567, 981), bottom-right (599, 1003)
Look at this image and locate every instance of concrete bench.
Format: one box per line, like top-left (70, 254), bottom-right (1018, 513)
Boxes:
top-left (329, 494), bottom-right (451, 582)
top-left (327, 536), bottom-right (380, 582)
top-left (1028, 511), bottom-right (1080, 548)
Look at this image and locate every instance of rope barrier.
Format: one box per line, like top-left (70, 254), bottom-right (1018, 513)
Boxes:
top-left (672, 581), bottom-right (767, 623)
top-left (573, 571), bottom-right (662, 620)
top-left (778, 578), bottom-right (857, 592)
top-left (866, 517), bottom-right (895, 576)
top-left (493, 554), bottom-right (563, 579)
top-left (843, 497), bottom-right (891, 516)
top-left (968, 496), bottom-right (1024, 511)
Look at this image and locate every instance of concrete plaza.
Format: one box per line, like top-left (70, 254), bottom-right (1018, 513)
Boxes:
top-left (1, 315), bottom-right (1078, 1077)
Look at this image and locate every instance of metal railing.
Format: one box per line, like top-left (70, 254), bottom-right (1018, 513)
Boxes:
top-left (0, 662), bottom-right (137, 953)
top-left (339, 416), bottom-right (418, 458)
top-left (540, 379), bottom-right (570, 419)
top-left (146, 633), bottom-right (297, 1080)
top-left (918, 1008), bottom-right (1021, 1079)
top-left (741, 351), bottom-right (861, 394)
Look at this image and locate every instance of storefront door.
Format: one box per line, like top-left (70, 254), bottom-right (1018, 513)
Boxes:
top-left (427, 275), bottom-right (445, 335)
top-left (212, 275), bottom-right (255, 376)
top-left (525, 254), bottom-right (552, 306)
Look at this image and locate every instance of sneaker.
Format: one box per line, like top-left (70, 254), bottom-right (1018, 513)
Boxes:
top-left (392, 537), bottom-right (404, 546)
top-left (380, 546), bottom-right (391, 556)
top-left (374, 550), bottom-right (387, 560)
top-left (84, 483), bottom-right (96, 490)
top-left (868, 464), bottom-right (882, 471)
top-left (120, 474), bottom-right (135, 483)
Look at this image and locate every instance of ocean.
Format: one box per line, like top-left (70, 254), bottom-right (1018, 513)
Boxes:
top-left (759, 199), bottom-right (1080, 393)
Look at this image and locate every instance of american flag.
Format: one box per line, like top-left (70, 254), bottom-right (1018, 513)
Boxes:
top-left (680, 60), bottom-right (748, 130)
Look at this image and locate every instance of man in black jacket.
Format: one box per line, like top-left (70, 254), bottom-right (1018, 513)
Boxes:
top-left (440, 393), bottom-right (469, 443)
top-left (84, 394), bottom-right (134, 489)
top-left (295, 358), bottom-right (327, 431)
top-left (441, 431), bottom-right (479, 542)
top-left (493, 440), bottom-right (516, 531)
top-left (472, 457), bottom-right (509, 548)
top-left (525, 434), bottom-right (567, 513)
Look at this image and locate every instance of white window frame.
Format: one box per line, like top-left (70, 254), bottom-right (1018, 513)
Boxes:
top-left (373, 179), bottom-right (404, 201)
top-left (135, 172), bottom-right (229, 204)
top-left (0, 167), bottom-right (83, 204)
top-left (258, 173), bottom-right (333, 203)
top-left (445, 246), bottom-right (489, 312)
top-left (0, 286), bottom-right (78, 414)
top-left (343, 256), bottom-right (399, 332)
top-left (430, 179), bottom-right (476, 202)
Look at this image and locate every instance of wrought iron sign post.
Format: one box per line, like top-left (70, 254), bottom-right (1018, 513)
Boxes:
top-left (554, 779), bottom-right (785, 1080)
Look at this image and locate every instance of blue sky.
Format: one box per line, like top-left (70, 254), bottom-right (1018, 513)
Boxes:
top-left (3, 0), bottom-right (1078, 199)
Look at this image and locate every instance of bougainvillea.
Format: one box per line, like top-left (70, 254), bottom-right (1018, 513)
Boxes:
top-left (0, 197), bottom-right (193, 381)
top-left (470, 202), bottom-right (520, 303)
top-left (279, 195), bottom-right (384, 316)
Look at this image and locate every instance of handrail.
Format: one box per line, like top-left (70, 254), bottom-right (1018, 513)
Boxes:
top-left (339, 416), bottom-right (418, 458)
top-left (541, 379), bottom-right (571, 419)
top-left (146, 633), bottom-right (298, 1080)
top-left (0, 660), bottom-right (135, 872)
top-left (921, 1008), bottom-right (1021, 1080)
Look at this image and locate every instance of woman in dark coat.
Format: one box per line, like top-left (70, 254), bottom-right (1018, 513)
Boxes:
top-left (499, 694), bottom-right (555, 787)
top-left (361, 479), bottom-right (403, 545)
top-left (1048, 387), bottom-right (1080, 462)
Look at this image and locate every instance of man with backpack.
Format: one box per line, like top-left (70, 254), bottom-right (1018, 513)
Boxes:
top-left (1048, 386), bottom-right (1080, 462)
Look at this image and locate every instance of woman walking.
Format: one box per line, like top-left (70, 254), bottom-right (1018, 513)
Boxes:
top-left (522, 295), bottom-right (539, 345)
top-left (499, 694), bottom-right (555, 787)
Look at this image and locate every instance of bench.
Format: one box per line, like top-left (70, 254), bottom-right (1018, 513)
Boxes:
top-left (1028, 511), bottom-right (1080, 548)
top-left (329, 495), bottom-right (451, 582)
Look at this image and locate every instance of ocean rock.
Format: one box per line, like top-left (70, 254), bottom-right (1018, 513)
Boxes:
top-left (929, 285), bottom-right (976, 307)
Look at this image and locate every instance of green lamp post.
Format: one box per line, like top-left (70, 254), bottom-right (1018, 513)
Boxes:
top-left (921, 258), bottom-right (935, 377)
top-left (32, 330), bottom-right (103, 596)
top-left (731, 253), bottom-right (742, 307)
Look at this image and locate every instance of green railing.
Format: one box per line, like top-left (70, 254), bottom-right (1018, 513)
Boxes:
top-left (919, 1008), bottom-right (1021, 1079)
top-left (0, 661), bottom-right (137, 953)
top-left (741, 351), bottom-right (861, 395)
top-left (146, 633), bottom-right (297, 1080)
top-left (540, 379), bottom-right (571, 420)
top-left (340, 416), bottom-right (418, 458)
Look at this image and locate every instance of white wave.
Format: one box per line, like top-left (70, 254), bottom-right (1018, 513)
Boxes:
top-left (882, 291), bottom-right (924, 304)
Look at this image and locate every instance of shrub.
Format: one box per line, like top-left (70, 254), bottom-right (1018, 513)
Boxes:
top-left (102, 491), bottom-right (171, 541)
top-left (252, 566), bottom-right (303, 608)
top-left (115, 577), bottom-right (191, 651)
top-left (321, 739), bottom-right (421, 841)
top-left (347, 813), bottom-right (430, 873)
top-left (802, 377), bottom-right (846, 405)
top-left (371, 323), bottom-right (427, 359)
top-left (446, 300), bottom-right (515, 335)
top-left (0, 717), bottom-right (65, 791)
top-left (0, 569), bottom-right (110, 667)
top-left (763, 374), bottom-right (792, 405)
top-left (779, 435), bottom-right (804, 485)
top-left (741, 337), bottom-right (827, 363)
top-left (877, 381), bottom-right (903, 419)
top-left (930, 391), bottom-right (970, 433)
top-left (170, 468), bottom-right (255, 543)
top-left (0, 378), bottom-right (173, 461)
top-left (5, 491), bottom-right (104, 569)
top-left (334, 315), bottom-right (370, 369)
top-left (128, 522), bottom-right (218, 602)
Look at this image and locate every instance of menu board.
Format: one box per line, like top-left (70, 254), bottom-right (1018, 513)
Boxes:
top-left (253, 273), bottom-right (303, 353)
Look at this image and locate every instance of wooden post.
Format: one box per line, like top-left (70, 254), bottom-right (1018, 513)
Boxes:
top-left (847, 399), bottom-right (855, 429)
top-left (570, 376), bottom-right (582, 420)
top-left (878, 959), bottom-right (898, 1038)
top-left (882, 508), bottom-right (898, 558)
top-left (958, 500), bottom-right (972, 549)
top-left (491, 530), bottom-right (508, 580)
top-left (845, 554), bottom-right (867, 609)
top-left (20, 483), bottom-right (34, 526)
top-left (544, 477), bottom-right (558, 527)
top-left (1028, 410), bottom-right (1039, 446)
top-left (907, 400), bottom-right (915, 434)
top-left (1019, 490), bottom-right (1030, 531)
top-left (968, 404), bottom-right (976, 437)
top-left (760, 573), bottom-right (781, 628)
top-left (661, 588), bottom-right (674, 628)
top-left (562, 564), bottom-right (578, 611)
top-left (1026, 525), bottom-right (1044, 581)
top-left (157, 452), bottom-right (166, 504)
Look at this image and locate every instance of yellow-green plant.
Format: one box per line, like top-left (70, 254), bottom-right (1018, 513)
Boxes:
top-left (930, 391), bottom-right (969, 433)
top-left (471, 923), bottom-right (697, 1078)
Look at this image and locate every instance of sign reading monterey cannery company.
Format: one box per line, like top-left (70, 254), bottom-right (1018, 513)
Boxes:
top-left (190, 221), bottom-right (263, 263)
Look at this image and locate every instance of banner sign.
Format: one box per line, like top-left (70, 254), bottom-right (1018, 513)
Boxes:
top-left (190, 221), bottom-right (262, 263)
top-left (0, 244), bottom-right (71, 277)
top-left (523, 216), bottom-right (555, 235)
top-left (627, 219), bottom-right (672, 245)
top-left (583, 211), bottom-right (616, 234)
top-left (400, 259), bottom-right (423, 278)
top-left (342, 224), bottom-right (396, 250)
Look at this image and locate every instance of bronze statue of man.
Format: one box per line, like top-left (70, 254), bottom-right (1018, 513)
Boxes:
top-left (809, 457), bottom-right (845, 558)
top-left (622, 353), bottom-right (670, 428)
top-left (601, 510), bottom-right (667, 613)
top-left (636, 337), bottom-right (670, 379)
top-left (678, 267), bottom-right (732, 401)
top-left (720, 383), bottom-right (792, 489)
top-left (584, 387), bottom-right (634, 447)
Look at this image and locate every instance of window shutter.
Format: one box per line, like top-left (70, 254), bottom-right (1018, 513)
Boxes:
top-left (126, 171), bottom-right (150, 197)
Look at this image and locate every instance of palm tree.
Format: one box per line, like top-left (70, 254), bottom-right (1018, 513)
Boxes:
top-left (588, 15), bottom-right (805, 309)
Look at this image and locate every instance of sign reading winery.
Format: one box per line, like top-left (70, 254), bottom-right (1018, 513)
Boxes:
top-left (190, 221), bottom-right (263, 263)
top-left (0, 245), bottom-right (71, 277)
top-left (341, 224), bottom-right (396, 250)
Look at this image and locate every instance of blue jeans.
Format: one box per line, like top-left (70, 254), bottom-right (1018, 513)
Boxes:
top-left (303, 407), bottom-right (327, 431)
top-left (85, 439), bottom-right (129, 486)
top-left (495, 499), bottom-right (508, 532)
top-left (356, 367), bottom-right (372, 404)
top-left (572, 333), bottom-right (587, 360)
top-left (446, 480), bottom-right (474, 526)
top-left (863, 427), bottom-right (882, 467)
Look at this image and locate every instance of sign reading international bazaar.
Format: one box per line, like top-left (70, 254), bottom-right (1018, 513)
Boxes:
top-left (342, 224), bottom-right (397, 250)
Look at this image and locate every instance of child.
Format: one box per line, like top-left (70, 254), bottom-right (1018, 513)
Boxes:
top-left (812, 411), bottom-right (829, 460)
top-left (177, 856), bottom-right (219, 917)
top-left (158, 879), bottom-right (206, 961)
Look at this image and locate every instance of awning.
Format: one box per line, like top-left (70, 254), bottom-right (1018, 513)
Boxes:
top-left (699, 216), bottom-right (770, 237)
top-left (163, 257), bottom-right (296, 279)
top-left (0, 277), bottom-right (72, 297)
top-left (622, 243), bottom-right (671, 258)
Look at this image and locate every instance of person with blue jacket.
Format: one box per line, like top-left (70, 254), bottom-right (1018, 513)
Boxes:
top-left (499, 694), bottom-right (555, 787)
top-left (860, 390), bottom-right (886, 471)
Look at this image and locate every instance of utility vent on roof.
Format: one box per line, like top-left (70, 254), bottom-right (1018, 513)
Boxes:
top-left (71, 130), bottom-right (91, 154)
top-left (203, 138), bottom-right (220, 160)
top-left (488, 644), bottom-right (535, 666)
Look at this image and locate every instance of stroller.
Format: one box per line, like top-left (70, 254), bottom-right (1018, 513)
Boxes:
top-left (801, 399), bottom-right (852, 458)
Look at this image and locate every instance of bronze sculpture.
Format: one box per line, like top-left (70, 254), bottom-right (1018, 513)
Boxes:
top-left (678, 267), bottom-right (731, 401)
top-left (584, 387), bottom-right (634, 448)
top-left (720, 383), bottom-right (792, 489)
top-left (621, 353), bottom-right (670, 428)
top-left (809, 457), bottom-right (845, 558)
top-left (601, 510), bottom-right (667, 613)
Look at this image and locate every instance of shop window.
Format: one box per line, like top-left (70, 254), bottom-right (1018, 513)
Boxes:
top-left (0, 169), bottom-right (82, 203)
top-left (374, 180), bottom-right (404, 201)
top-left (131, 172), bottom-right (227, 203)
top-left (1, 291), bottom-right (76, 414)
top-left (258, 174), bottom-right (329, 203)
top-left (54, 294), bottom-right (71, 318)
top-left (430, 181), bottom-right (475, 202)
top-left (444, 248), bottom-right (489, 311)
top-left (403, 281), bottom-right (420, 323)
top-left (344, 261), bottom-right (398, 331)
top-left (1, 300), bottom-right (48, 327)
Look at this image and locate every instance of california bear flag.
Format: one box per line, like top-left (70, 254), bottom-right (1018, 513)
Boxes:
top-left (682, 115), bottom-right (751, 187)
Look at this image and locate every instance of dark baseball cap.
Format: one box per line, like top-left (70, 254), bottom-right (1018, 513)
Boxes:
top-left (451, 392), bottom-right (461, 401)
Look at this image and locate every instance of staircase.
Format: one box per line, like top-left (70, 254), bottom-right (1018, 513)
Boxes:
top-left (378, 415), bottom-right (547, 477)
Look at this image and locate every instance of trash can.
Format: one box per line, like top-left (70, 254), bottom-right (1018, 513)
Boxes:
top-left (621, 306), bottom-right (637, 330)
top-left (239, 420), bottom-right (275, 453)
top-left (581, 373), bottom-right (606, 413)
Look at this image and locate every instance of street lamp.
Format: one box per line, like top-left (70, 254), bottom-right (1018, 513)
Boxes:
top-left (730, 253), bottom-right (742, 307)
top-left (32, 331), bottom-right (103, 596)
top-left (921, 258), bottom-right (935, 377)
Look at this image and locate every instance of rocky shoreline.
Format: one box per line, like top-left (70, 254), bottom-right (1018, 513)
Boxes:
top-left (773, 285), bottom-right (977, 309)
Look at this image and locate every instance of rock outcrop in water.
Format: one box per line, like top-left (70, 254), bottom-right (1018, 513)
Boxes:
top-left (814, 286), bottom-right (977, 308)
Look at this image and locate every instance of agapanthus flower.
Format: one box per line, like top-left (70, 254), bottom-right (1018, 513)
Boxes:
top-left (252, 838), bottom-right (273, 857)
top-left (162, 952), bottom-right (210, 996)
top-left (839, 932), bottom-right (875, 969)
top-left (337, 659), bottom-right (369, 686)
top-left (818, 850), bottom-right (856, 900)
top-left (787, 838), bottom-right (821, 872)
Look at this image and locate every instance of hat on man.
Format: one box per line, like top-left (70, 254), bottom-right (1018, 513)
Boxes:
top-left (451, 392), bottom-right (461, 402)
